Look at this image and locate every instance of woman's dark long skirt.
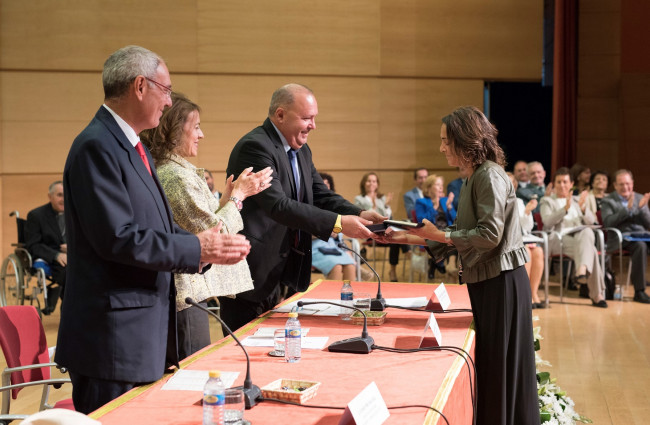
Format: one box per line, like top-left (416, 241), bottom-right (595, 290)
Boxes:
top-left (467, 266), bottom-right (540, 425)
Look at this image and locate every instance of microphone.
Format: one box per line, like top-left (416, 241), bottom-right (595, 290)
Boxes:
top-left (337, 242), bottom-right (386, 311)
top-left (185, 297), bottom-right (261, 409)
top-left (297, 300), bottom-right (374, 354)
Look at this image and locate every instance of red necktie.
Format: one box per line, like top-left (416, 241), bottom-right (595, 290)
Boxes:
top-left (135, 142), bottom-right (152, 175)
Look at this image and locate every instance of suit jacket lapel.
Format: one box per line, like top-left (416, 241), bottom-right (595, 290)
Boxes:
top-left (96, 107), bottom-right (173, 232)
top-left (45, 206), bottom-right (63, 244)
top-left (263, 118), bottom-right (298, 200)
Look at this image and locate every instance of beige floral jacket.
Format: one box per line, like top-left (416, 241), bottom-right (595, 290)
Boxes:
top-left (157, 154), bottom-right (254, 311)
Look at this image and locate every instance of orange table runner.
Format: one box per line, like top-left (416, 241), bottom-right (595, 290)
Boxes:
top-left (93, 280), bottom-right (475, 425)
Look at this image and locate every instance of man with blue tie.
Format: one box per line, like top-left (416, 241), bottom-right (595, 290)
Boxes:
top-left (223, 83), bottom-right (385, 331)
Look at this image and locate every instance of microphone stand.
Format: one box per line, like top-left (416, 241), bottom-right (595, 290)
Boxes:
top-left (185, 297), bottom-right (261, 409)
top-left (297, 300), bottom-right (374, 354)
top-left (337, 242), bottom-right (386, 311)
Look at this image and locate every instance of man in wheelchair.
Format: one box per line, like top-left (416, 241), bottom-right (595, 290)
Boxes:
top-left (25, 181), bottom-right (67, 314)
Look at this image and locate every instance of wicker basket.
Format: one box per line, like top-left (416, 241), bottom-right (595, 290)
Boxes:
top-left (350, 310), bottom-right (387, 326)
top-left (261, 379), bottom-right (321, 404)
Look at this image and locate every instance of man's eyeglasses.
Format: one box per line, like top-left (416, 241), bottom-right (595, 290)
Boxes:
top-left (145, 77), bottom-right (172, 98)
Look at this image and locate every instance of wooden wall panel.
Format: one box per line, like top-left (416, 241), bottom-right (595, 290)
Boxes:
top-left (378, 79), bottom-right (485, 170)
top-left (2, 174), bottom-right (61, 258)
top-left (2, 122), bottom-right (80, 173)
top-left (196, 0), bottom-right (380, 76)
top-left (0, 0), bottom-right (199, 73)
top-left (620, 73), bottom-right (650, 187)
top-left (381, 0), bottom-right (543, 79)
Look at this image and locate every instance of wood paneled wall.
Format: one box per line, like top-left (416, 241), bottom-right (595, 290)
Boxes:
top-left (0, 0), bottom-right (543, 256)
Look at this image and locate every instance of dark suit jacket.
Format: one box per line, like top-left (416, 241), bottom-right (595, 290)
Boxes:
top-left (601, 191), bottom-right (650, 251)
top-left (55, 106), bottom-right (201, 383)
top-left (227, 118), bottom-right (362, 300)
top-left (25, 203), bottom-right (65, 264)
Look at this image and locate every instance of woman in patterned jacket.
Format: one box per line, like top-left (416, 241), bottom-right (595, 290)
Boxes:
top-left (141, 92), bottom-right (272, 358)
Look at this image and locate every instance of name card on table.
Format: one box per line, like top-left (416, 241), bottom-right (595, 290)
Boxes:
top-left (338, 381), bottom-right (389, 425)
top-left (426, 282), bottom-right (451, 311)
top-left (420, 312), bottom-right (442, 348)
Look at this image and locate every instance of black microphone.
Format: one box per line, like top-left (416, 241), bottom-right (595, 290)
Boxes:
top-left (185, 297), bottom-right (261, 409)
top-left (337, 242), bottom-right (386, 311)
top-left (297, 300), bottom-right (374, 354)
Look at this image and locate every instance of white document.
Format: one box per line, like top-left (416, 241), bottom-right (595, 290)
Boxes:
top-left (346, 381), bottom-right (390, 425)
top-left (560, 224), bottom-right (601, 236)
top-left (253, 327), bottom-right (310, 337)
top-left (240, 335), bottom-right (328, 349)
top-left (272, 298), bottom-right (342, 316)
top-left (384, 296), bottom-right (428, 308)
top-left (161, 370), bottom-right (239, 391)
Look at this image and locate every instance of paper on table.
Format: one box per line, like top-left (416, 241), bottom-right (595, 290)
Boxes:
top-left (384, 296), bottom-right (428, 308)
top-left (272, 298), bottom-right (341, 316)
top-left (241, 336), bottom-right (328, 349)
top-left (253, 327), bottom-right (310, 337)
top-left (161, 370), bottom-right (239, 391)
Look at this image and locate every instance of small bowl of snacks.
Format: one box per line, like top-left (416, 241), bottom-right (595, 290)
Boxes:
top-left (350, 310), bottom-right (387, 326)
top-left (261, 379), bottom-right (321, 404)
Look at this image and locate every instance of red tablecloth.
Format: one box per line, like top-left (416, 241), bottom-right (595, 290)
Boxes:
top-left (93, 280), bottom-right (475, 425)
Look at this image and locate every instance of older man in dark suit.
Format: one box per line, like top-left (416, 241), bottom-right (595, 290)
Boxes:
top-left (55, 45), bottom-right (252, 414)
top-left (601, 169), bottom-right (650, 304)
top-left (25, 180), bottom-right (67, 314)
top-left (222, 83), bottom-right (385, 331)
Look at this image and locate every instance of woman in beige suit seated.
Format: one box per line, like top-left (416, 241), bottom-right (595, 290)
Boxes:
top-left (141, 92), bottom-right (273, 358)
top-left (540, 167), bottom-right (607, 307)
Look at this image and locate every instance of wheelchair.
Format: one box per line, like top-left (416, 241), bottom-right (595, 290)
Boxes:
top-left (0, 211), bottom-right (52, 313)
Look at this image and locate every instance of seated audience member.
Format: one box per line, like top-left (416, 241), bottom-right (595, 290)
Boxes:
top-left (403, 167), bottom-right (429, 220)
top-left (312, 173), bottom-right (373, 281)
top-left (25, 181), bottom-right (67, 314)
top-left (540, 167), bottom-right (607, 307)
top-left (355, 172), bottom-right (406, 281)
top-left (203, 169), bottom-right (222, 203)
top-left (586, 170), bottom-right (609, 214)
top-left (517, 161), bottom-right (551, 214)
top-left (141, 92), bottom-right (272, 358)
top-left (446, 171), bottom-right (463, 211)
top-left (508, 172), bottom-right (545, 308)
top-left (570, 163), bottom-right (591, 195)
top-left (415, 175), bottom-right (458, 279)
top-left (513, 160), bottom-right (530, 188)
top-left (601, 169), bottom-right (650, 304)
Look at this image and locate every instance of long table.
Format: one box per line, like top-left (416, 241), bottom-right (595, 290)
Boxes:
top-left (92, 280), bottom-right (475, 425)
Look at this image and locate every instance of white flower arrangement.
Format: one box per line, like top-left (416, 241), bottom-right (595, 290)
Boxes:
top-left (534, 321), bottom-right (592, 424)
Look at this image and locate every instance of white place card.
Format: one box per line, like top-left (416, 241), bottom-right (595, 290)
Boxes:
top-left (338, 381), bottom-right (390, 425)
top-left (433, 282), bottom-right (451, 311)
top-left (420, 312), bottom-right (442, 347)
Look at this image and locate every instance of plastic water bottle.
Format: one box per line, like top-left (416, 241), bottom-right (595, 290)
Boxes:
top-left (284, 312), bottom-right (301, 363)
top-left (614, 284), bottom-right (622, 301)
top-left (340, 280), bottom-right (354, 320)
top-left (203, 370), bottom-right (225, 425)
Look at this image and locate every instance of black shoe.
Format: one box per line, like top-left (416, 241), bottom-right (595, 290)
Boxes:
top-left (535, 302), bottom-right (546, 309)
top-left (575, 274), bottom-right (588, 285)
top-left (579, 284), bottom-right (590, 299)
top-left (592, 300), bottom-right (608, 308)
top-left (633, 291), bottom-right (650, 304)
top-left (531, 303), bottom-right (538, 310)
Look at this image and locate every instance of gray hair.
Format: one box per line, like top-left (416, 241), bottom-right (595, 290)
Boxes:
top-left (102, 45), bottom-right (163, 100)
top-left (527, 161), bottom-right (544, 173)
top-left (48, 180), bottom-right (63, 194)
top-left (613, 169), bottom-right (633, 182)
top-left (268, 83), bottom-right (314, 117)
